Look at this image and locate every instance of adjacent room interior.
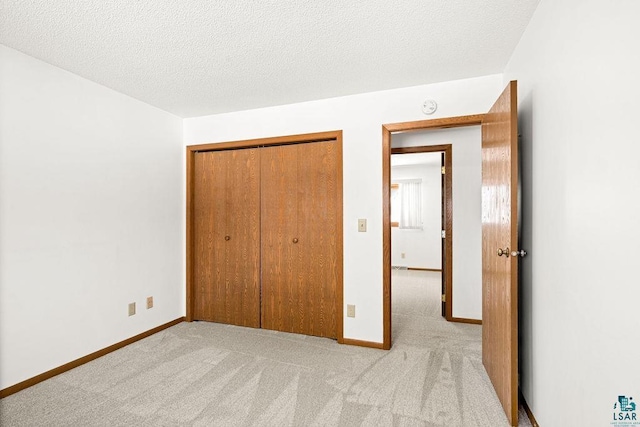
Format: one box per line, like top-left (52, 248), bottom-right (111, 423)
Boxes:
top-left (391, 151), bottom-right (448, 334)
top-left (390, 126), bottom-right (483, 324)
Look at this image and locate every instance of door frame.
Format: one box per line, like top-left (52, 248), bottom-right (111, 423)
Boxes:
top-left (186, 130), bottom-right (344, 343)
top-left (382, 115), bottom-right (484, 349)
top-left (390, 145), bottom-right (452, 319)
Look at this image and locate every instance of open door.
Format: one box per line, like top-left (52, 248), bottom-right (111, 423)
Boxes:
top-left (481, 80), bottom-right (523, 426)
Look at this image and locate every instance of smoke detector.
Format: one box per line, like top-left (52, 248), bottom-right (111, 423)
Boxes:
top-left (422, 100), bottom-right (438, 115)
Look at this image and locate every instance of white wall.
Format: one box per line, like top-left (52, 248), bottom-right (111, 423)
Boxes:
top-left (0, 45), bottom-right (184, 390)
top-left (392, 127), bottom-right (482, 320)
top-left (504, 1), bottom-right (640, 425)
top-left (184, 77), bottom-right (502, 341)
top-left (391, 161), bottom-right (442, 270)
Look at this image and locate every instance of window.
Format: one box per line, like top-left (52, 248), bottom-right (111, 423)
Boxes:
top-left (390, 183), bottom-right (400, 227)
top-left (390, 180), bottom-right (422, 229)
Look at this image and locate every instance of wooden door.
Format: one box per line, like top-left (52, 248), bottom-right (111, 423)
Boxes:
top-left (297, 141), bottom-right (339, 337)
top-left (192, 149), bottom-right (261, 327)
top-left (481, 81), bottom-right (519, 426)
top-left (261, 142), bottom-right (339, 338)
top-left (260, 145), bottom-right (299, 333)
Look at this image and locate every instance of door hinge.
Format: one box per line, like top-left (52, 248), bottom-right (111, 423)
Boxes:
top-left (441, 230), bottom-right (446, 238)
top-left (441, 166), bottom-right (446, 174)
top-left (441, 294), bottom-right (446, 302)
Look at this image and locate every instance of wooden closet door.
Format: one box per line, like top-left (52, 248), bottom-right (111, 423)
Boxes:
top-left (297, 141), bottom-right (339, 338)
top-left (261, 142), bottom-right (338, 338)
top-left (193, 149), bottom-right (260, 327)
top-left (260, 145), bottom-right (299, 333)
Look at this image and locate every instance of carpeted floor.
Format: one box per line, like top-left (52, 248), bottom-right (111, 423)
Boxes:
top-left (0, 270), bottom-right (531, 426)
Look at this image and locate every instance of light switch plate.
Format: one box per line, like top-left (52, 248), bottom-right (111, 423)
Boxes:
top-left (358, 219), bottom-right (367, 232)
top-left (128, 302), bottom-right (136, 316)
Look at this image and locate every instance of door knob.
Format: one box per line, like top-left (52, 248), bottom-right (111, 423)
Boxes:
top-left (292, 238), bottom-right (299, 243)
top-left (497, 247), bottom-right (510, 257)
top-left (511, 249), bottom-right (527, 257)
top-left (224, 235), bottom-right (230, 241)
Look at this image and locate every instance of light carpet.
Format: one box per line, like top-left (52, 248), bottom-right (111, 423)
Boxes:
top-left (0, 270), bottom-right (531, 426)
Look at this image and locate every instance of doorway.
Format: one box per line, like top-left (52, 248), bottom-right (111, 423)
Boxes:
top-left (382, 115), bottom-right (484, 349)
top-left (390, 148), bottom-right (451, 324)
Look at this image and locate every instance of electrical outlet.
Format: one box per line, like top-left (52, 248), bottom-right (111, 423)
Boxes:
top-left (347, 304), bottom-right (356, 318)
top-left (146, 296), bottom-right (153, 309)
top-left (128, 302), bottom-right (136, 316)
top-left (401, 253), bottom-right (405, 259)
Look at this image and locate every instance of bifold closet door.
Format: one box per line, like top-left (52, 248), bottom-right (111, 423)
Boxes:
top-left (261, 141), bottom-right (339, 338)
top-left (192, 148), bottom-right (261, 327)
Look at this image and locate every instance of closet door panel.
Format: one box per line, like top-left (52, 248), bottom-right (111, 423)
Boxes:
top-left (193, 151), bottom-right (227, 321)
top-left (261, 142), bottom-right (338, 338)
top-left (298, 141), bottom-right (338, 338)
top-left (225, 148), bottom-right (261, 327)
top-left (193, 149), bottom-right (260, 327)
top-left (261, 145), bottom-right (299, 333)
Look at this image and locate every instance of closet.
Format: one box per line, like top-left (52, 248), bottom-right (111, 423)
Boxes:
top-left (187, 132), bottom-right (343, 340)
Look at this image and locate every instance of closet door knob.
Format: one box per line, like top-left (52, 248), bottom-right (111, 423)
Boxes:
top-left (225, 235), bottom-right (231, 241)
top-left (292, 238), bottom-right (299, 244)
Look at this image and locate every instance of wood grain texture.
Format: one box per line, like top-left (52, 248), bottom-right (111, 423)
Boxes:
top-left (192, 151), bottom-right (218, 322)
top-left (261, 145), bottom-right (299, 334)
top-left (226, 149), bottom-right (261, 327)
top-left (384, 114), bottom-right (484, 133)
top-left (193, 149), bottom-right (260, 327)
top-left (186, 147), bottom-right (194, 321)
top-left (298, 141), bottom-right (339, 338)
top-left (261, 142), bottom-right (339, 338)
top-left (382, 127), bottom-right (392, 350)
top-left (187, 131), bottom-right (343, 342)
top-left (334, 133), bottom-right (344, 343)
top-left (0, 318), bottom-right (185, 398)
top-left (481, 80), bottom-right (519, 426)
top-left (443, 147), bottom-right (453, 321)
top-left (186, 131), bottom-right (340, 152)
top-left (390, 144), bottom-right (452, 154)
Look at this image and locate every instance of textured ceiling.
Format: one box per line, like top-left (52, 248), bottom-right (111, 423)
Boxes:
top-left (0, 1), bottom-right (539, 118)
